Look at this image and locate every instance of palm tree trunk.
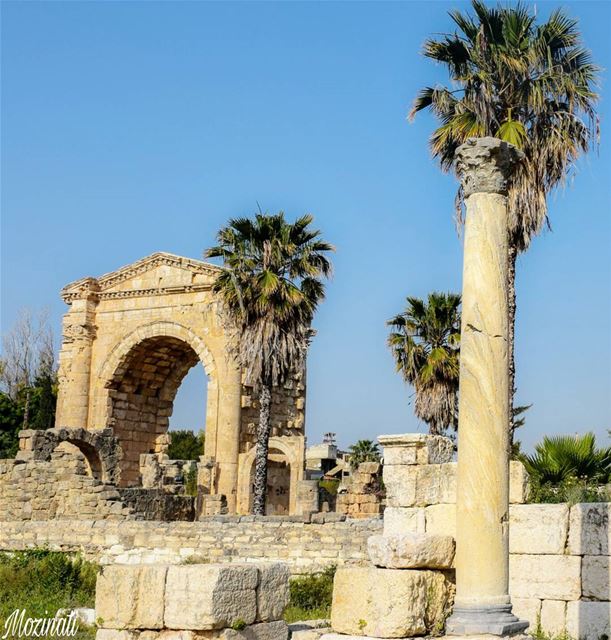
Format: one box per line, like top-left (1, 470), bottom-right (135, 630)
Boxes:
top-left (508, 242), bottom-right (518, 448)
top-left (252, 382), bottom-right (272, 515)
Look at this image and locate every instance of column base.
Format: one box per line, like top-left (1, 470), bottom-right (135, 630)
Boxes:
top-left (446, 605), bottom-right (529, 636)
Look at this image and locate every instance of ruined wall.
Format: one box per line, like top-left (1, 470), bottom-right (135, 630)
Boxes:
top-left (0, 516), bottom-right (380, 573)
top-left (336, 461), bottom-right (384, 519)
top-left (0, 452), bottom-right (136, 521)
top-left (239, 373), bottom-right (306, 454)
top-left (0, 455), bottom-right (194, 522)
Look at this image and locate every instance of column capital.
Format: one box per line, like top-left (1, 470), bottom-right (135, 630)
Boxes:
top-left (455, 137), bottom-right (524, 197)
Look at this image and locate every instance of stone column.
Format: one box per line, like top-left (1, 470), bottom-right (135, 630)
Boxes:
top-left (55, 286), bottom-right (98, 429)
top-left (446, 137), bottom-right (527, 636)
top-left (214, 362), bottom-right (242, 513)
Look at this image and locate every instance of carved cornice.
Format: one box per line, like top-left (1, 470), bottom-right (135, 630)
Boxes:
top-left (61, 252), bottom-right (221, 303)
top-left (63, 322), bottom-right (97, 343)
top-left (455, 137), bottom-right (524, 197)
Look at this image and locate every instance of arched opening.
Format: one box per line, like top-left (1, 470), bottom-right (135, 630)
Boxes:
top-left (169, 364), bottom-right (208, 434)
top-left (237, 436), bottom-right (304, 515)
top-left (106, 335), bottom-right (208, 486)
top-left (52, 440), bottom-right (103, 481)
top-left (248, 448), bottom-right (291, 515)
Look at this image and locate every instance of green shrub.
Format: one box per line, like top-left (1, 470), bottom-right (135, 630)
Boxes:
top-left (529, 476), bottom-right (609, 505)
top-left (185, 466), bottom-right (198, 496)
top-left (0, 549), bottom-right (99, 638)
top-left (167, 430), bottom-right (205, 461)
top-left (287, 565), bottom-right (335, 619)
top-left (318, 479), bottom-right (339, 496)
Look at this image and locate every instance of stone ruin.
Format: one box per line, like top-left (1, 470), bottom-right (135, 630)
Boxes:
top-left (95, 562), bottom-right (291, 640)
top-left (336, 461), bottom-right (384, 519)
top-left (21, 252), bottom-right (309, 517)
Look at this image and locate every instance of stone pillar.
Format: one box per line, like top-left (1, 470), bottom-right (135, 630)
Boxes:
top-left (446, 137), bottom-right (527, 636)
top-left (55, 285), bottom-right (98, 429)
top-left (214, 362), bottom-right (242, 513)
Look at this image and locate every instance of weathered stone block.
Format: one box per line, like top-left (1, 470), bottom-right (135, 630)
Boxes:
top-left (384, 464), bottom-right (455, 508)
top-left (509, 555), bottom-right (581, 600)
top-left (509, 504), bottom-right (569, 554)
top-left (510, 598), bottom-right (540, 631)
top-left (509, 461), bottom-right (530, 504)
top-left (383, 507), bottom-right (425, 536)
top-left (425, 504), bottom-right (456, 538)
top-left (256, 564), bottom-right (290, 622)
top-left (378, 434), bottom-right (453, 466)
top-left (164, 564), bottom-right (258, 630)
top-left (226, 621), bottom-right (289, 640)
top-left (540, 600), bottom-right (566, 636)
top-left (582, 555), bottom-right (611, 600)
top-left (367, 533), bottom-right (454, 569)
top-left (96, 631), bottom-right (140, 640)
top-left (96, 565), bottom-right (167, 629)
top-left (566, 601), bottom-right (611, 640)
top-left (567, 503), bottom-right (610, 555)
top-left (330, 565), bottom-right (454, 638)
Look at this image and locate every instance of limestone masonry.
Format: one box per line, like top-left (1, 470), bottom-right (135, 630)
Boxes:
top-left (53, 252), bottom-right (306, 514)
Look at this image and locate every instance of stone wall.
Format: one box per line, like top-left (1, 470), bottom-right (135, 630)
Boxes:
top-left (0, 451), bottom-right (136, 521)
top-left (0, 505), bottom-right (609, 637)
top-left (336, 462), bottom-right (384, 519)
top-left (0, 517), bottom-right (381, 573)
top-left (0, 454), bottom-right (194, 522)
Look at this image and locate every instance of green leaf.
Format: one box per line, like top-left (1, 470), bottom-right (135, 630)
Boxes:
top-left (496, 119), bottom-right (527, 148)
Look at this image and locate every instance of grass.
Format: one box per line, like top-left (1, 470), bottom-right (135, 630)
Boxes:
top-left (283, 566), bottom-right (335, 623)
top-left (284, 606), bottom-right (331, 624)
top-left (0, 549), bottom-right (99, 640)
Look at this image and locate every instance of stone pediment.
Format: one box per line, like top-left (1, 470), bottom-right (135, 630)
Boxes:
top-left (61, 252), bottom-right (221, 302)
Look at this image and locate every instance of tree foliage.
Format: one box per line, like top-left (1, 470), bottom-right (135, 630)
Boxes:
top-left (410, 0), bottom-right (599, 247)
top-left (0, 309), bottom-right (58, 457)
top-left (410, 1), bottom-right (600, 441)
top-left (206, 211), bottom-right (333, 514)
top-left (167, 430), bottom-right (205, 461)
top-left (347, 439), bottom-right (381, 470)
top-left (387, 292), bottom-right (461, 435)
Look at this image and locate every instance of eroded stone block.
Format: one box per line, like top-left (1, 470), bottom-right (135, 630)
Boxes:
top-left (509, 555), bottom-right (580, 600)
top-left (582, 555), bottom-right (611, 600)
top-left (566, 601), bottom-right (611, 640)
top-left (510, 598), bottom-right (540, 631)
top-left (96, 565), bottom-right (167, 629)
top-left (540, 600), bottom-right (566, 636)
top-left (367, 533), bottom-right (454, 569)
top-left (567, 503), bottom-right (610, 555)
top-left (383, 507), bottom-right (425, 536)
top-left (164, 564), bottom-right (258, 630)
top-left (256, 564), bottom-right (290, 622)
top-left (330, 565), bottom-right (454, 637)
top-left (509, 504), bottom-right (569, 554)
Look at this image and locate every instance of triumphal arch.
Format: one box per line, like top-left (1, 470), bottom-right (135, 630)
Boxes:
top-left (55, 252), bottom-right (305, 514)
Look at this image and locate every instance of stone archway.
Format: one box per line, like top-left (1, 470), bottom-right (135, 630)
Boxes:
top-left (55, 252), bottom-right (307, 511)
top-left (236, 435), bottom-right (305, 515)
top-left (100, 329), bottom-right (215, 486)
top-left (17, 427), bottom-right (119, 483)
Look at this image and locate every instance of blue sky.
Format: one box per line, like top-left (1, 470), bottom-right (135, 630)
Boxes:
top-left (1, 1), bottom-right (609, 452)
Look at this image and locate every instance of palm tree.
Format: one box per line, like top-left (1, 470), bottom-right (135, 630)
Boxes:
top-left (410, 1), bottom-right (600, 440)
top-left (348, 440), bottom-right (381, 470)
top-left (387, 292), bottom-right (461, 435)
top-left (522, 433), bottom-right (611, 485)
top-left (206, 212), bottom-right (333, 515)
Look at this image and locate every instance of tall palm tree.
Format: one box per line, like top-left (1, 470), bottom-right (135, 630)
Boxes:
top-left (206, 212), bottom-right (333, 515)
top-left (410, 1), bottom-right (600, 440)
top-left (387, 292), bottom-right (461, 435)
